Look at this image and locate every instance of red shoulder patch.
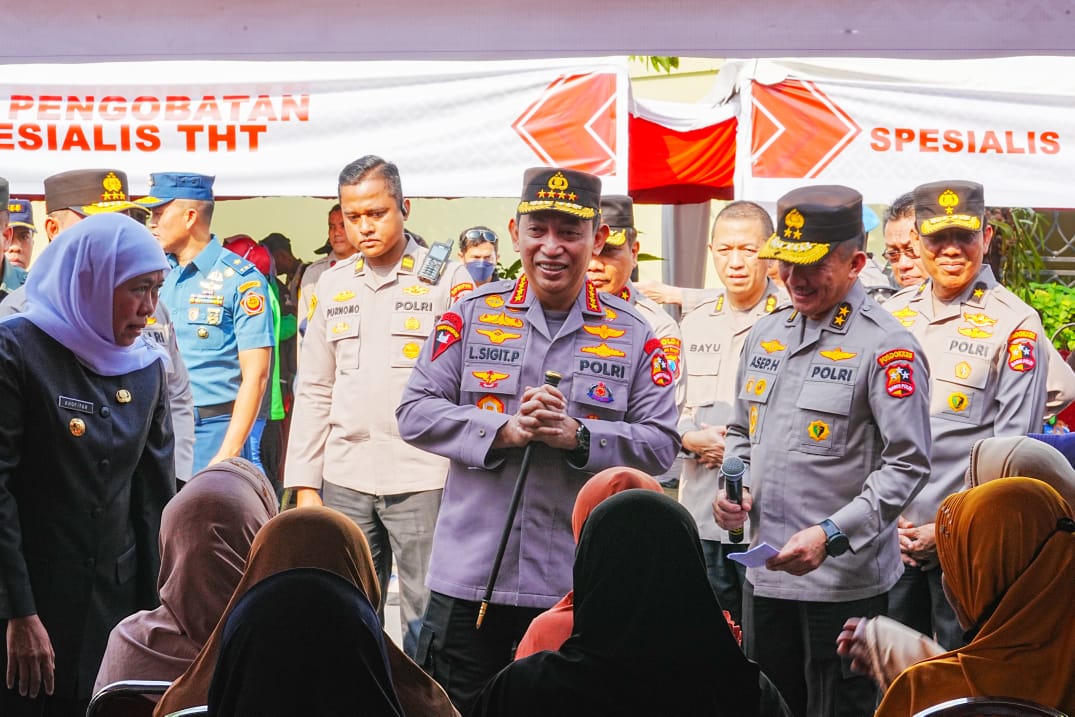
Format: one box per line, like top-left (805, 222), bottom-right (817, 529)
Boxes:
top-left (431, 311), bottom-right (464, 361)
top-left (1007, 329), bottom-right (1037, 372)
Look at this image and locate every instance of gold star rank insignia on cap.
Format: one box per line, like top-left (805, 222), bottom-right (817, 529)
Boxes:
top-left (783, 208), bottom-right (804, 239)
top-left (939, 189), bottom-right (959, 214)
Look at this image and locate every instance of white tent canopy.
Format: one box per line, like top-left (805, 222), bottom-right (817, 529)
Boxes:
top-left (8, 0), bottom-right (1075, 63)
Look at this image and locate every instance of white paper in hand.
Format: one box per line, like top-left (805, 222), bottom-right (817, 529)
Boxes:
top-left (728, 542), bottom-right (780, 568)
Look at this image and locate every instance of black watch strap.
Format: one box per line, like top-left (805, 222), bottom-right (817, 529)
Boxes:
top-left (818, 518), bottom-right (851, 557)
top-left (568, 423), bottom-right (590, 463)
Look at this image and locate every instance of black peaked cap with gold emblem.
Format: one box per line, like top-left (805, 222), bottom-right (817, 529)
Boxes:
top-left (44, 169), bottom-right (143, 216)
top-left (600, 195), bottom-right (635, 247)
top-left (759, 185), bottom-right (864, 266)
top-left (517, 167), bottom-right (601, 221)
top-left (913, 180), bottom-right (985, 237)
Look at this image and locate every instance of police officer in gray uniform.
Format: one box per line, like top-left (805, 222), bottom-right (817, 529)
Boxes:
top-left (587, 195), bottom-right (684, 410)
top-left (714, 185), bottom-right (931, 717)
top-left (883, 180), bottom-right (1050, 650)
top-left (397, 167), bottom-right (680, 712)
top-left (285, 155), bottom-right (474, 657)
top-left (678, 200), bottom-right (785, 624)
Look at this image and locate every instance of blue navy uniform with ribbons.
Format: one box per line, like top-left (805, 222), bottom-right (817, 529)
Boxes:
top-left (161, 237), bottom-right (273, 470)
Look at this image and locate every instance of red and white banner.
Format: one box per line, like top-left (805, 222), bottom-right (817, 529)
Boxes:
top-left (729, 58), bottom-right (1075, 207)
top-left (0, 58), bottom-right (628, 198)
top-left (628, 96), bottom-right (737, 204)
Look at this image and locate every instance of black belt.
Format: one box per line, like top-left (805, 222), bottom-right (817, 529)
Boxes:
top-left (196, 401), bottom-right (235, 419)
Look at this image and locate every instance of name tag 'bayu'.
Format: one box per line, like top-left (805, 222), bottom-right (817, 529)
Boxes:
top-left (58, 395), bottom-right (94, 414)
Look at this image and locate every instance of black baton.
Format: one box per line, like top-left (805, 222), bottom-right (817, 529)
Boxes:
top-left (476, 370), bottom-right (563, 629)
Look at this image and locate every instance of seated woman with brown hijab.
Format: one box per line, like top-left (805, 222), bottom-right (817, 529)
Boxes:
top-left (514, 467), bottom-right (664, 659)
top-left (208, 568), bottom-right (404, 717)
top-left (154, 506), bottom-right (458, 717)
top-left (471, 491), bottom-right (790, 717)
top-left (875, 477), bottom-right (1075, 715)
top-left (93, 458), bottom-right (277, 694)
top-left (837, 435), bottom-right (1075, 690)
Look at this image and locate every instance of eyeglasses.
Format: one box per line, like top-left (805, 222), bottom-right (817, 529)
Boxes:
top-left (460, 228), bottom-right (498, 248)
top-left (882, 247), bottom-right (919, 263)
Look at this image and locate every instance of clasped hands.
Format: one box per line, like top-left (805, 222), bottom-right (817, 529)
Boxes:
top-left (493, 384), bottom-right (579, 451)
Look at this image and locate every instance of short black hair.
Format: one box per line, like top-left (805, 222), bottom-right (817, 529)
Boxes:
top-left (883, 193), bottom-right (915, 229)
top-left (338, 156), bottom-right (404, 213)
top-left (713, 201), bottom-right (774, 238)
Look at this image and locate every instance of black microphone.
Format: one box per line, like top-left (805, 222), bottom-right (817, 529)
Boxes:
top-left (722, 455), bottom-right (746, 544)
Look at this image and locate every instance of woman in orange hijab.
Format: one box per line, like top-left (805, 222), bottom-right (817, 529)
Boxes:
top-left (876, 477), bottom-right (1075, 715)
top-left (153, 507), bottom-right (458, 717)
top-left (513, 467), bottom-right (663, 659)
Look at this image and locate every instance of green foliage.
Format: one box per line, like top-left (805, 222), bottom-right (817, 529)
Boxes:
top-left (990, 207), bottom-right (1046, 303)
top-left (496, 258), bottom-right (522, 280)
top-left (1027, 281), bottom-right (1075, 351)
top-left (629, 56), bottom-right (680, 74)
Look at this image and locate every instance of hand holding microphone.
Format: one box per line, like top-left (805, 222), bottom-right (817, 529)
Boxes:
top-left (722, 456), bottom-right (746, 543)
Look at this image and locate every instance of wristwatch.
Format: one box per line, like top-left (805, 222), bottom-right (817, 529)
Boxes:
top-left (568, 422), bottom-right (590, 463)
top-left (818, 519), bottom-right (851, 557)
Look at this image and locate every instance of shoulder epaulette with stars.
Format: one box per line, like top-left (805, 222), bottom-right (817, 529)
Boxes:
top-left (829, 302), bottom-right (852, 329)
top-left (225, 254), bottom-right (258, 276)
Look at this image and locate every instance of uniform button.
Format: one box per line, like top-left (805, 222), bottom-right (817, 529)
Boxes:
top-left (478, 429), bottom-right (486, 437)
top-left (100, 406), bottom-right (111, 418)
top-left (84, 558), bottom-right (95, 568)
top-left (99, 459), bottom-right (110, 472)
top-left (599, 439), bottom-right (608, 447)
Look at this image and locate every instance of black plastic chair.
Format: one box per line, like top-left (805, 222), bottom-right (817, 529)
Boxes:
top-left (913, 696), bottom-right (1068, 717)
top-left (86, 680), bottom-right (171, 717)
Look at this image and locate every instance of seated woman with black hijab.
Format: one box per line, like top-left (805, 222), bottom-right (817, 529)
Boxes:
top-left (208, 568), bottom-right (404, 717)
top-left (471, 490), bottom-right (790, 717)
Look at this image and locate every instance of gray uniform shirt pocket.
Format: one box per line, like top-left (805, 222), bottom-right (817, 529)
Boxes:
top-left (932, 351), bottom-right (992, 424)
top-left (795, 381), bottom-right (852, 454)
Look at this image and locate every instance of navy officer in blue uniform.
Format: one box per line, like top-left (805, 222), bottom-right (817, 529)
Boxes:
top-left (140, 173), bottom-right (274, 474)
